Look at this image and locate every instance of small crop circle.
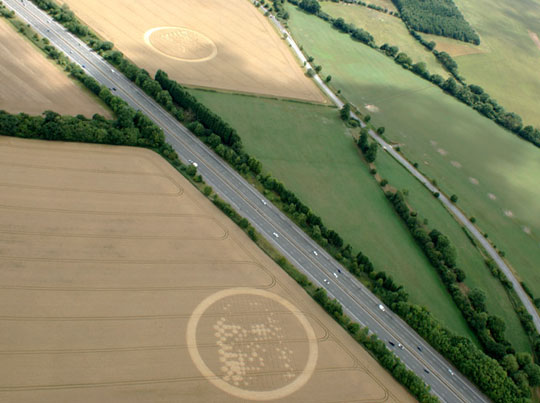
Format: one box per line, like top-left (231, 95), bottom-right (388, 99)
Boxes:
top-left (186, 288), bottom-right (318, 400)
top-left (144, 27), bottom-right (217, 62)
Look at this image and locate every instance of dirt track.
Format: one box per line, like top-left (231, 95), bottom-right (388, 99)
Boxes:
top-left (0, 136), bottom-right (413, 402)
top-left (0, 19), bottom-right (110, 117)
top-left (58, 0), bottom-right (326, 103)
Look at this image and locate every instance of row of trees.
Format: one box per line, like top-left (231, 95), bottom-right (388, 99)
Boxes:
top-left (331, 17), bottom-right (375, 46)
top-left (390, 0), bottom-right (480, 44)
top-left (24, 2), bottom-right (535, 398)
top-left (386, 190), bottom-right (540, 397)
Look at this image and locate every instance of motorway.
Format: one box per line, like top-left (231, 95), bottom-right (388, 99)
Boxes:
top-left (5, 1), bottom-right (489, 401)
top-left (260, 3), bottom-right (540, 334)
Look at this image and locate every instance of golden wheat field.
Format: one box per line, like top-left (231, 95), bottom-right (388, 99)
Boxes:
top-left (59, 0), bottom-right (326, 103)
top-left (0, 136), bottom-right (413, 402)
top-left (0, 19), bottom-right (110, 117)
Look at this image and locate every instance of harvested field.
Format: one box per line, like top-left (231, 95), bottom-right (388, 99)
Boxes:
top-left (0, 19), bottom-right (109, 117)
top-left (59, 0), bottom-right (325, 103)
top-left (422, 33), bottom-right (485, 57)
top-left (0, 136), bottom-right (413, 402)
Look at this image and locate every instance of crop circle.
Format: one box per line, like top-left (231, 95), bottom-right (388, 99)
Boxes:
top-left (186, 288), bottom-right (318, 400)
top-left (144, 27), bottom-right (217, 62)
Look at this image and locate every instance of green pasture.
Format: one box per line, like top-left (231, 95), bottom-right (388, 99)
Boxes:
top-left (320, 2), bottom-right (449, 77)
top-left (376, 151), bottom-right (532, 352)
top-left (452, 0), bottom-right (540, 128)
top-left (285, 4), bottom-right (540, 302)
top-left (189, 88), bottom-right (475, 339)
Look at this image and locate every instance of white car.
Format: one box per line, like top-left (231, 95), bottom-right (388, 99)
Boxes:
top-left (272, 232), bottom-right (279, 238)
top-left (398, 343), bottom-right (404, 350)
top-left (333, 272), bottom-right (338, 278)
top-left (323, 278), bottom-right (329, 284)
top-left (448, 369), bottom-right (454, 376)
top-left (378, 304), bottom-right (386, 312)
top-left (261, 199), bottom-right (267, 205)
top-left (313, 250), bottom-right (318, 256)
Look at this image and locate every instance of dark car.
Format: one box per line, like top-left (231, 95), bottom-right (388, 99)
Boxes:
top-left (388, 341), bottom-right (395, 347)
top-left (424, 368), bottom-right (430, 374)
top-left (417, 345), bottom-right (423, 352)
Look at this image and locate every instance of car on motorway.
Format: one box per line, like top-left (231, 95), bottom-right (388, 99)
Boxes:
top-left (313, 250), bottom-right (318, 256)
top-left (82, 65), bottom-right (86, 69)
top-left (261, 199), bottom-right (267, 205)
top-left (424, 368), bottom-right (430, 374)
top-left (272, 232), bottom-right (279, 238)
top-left (323, 278), bottom-right (329, 284)
top-left (333, 272), bottom-right (338, 278)
top-left (448, 368), bottom-right (454, 376)
top-left (417, 345), bottom-right (423, 352)
top-left (378, 304), bottom-right (385, 312)
top-left (398, 343), bottom-right (404, 350)
top-left (187, 159), bottom-right (198, 168)
top-left (337, 268), bottom-right (341, 273)
top-left (388, 341), bottom-right (395, 347)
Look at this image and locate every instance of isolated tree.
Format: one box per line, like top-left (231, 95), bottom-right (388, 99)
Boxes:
top-left (365, 142), bottom-right (378, 163)
top-left (325, 75), bottom-right (332, 83)
top-left (358, 128), bottom-right (369, 152)
top-left (450, 194), bottom-right (458, 203)
top-left (299, 0), bottom-right (320, 14)
top-left (340, 103), bottom-right (351, 121)
top-left (468, 288), bottom-right (486, 312)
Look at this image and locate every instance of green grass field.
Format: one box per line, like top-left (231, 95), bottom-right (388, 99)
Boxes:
top-left (319, 2), bottom-right (450, 78)
top-left (189, 89), bottom-right (478, 340)
top-left (452, 0), bottom-right (540, 128)
top-left (376, 151), bottom-right (532, 352)
top-left (285, 4), bottom-right (540, 306)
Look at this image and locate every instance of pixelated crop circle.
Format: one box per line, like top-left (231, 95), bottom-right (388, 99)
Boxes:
top-left (144, 27), bottom-right (217, 62)
top-left (186, 288), bottom-right (318, 400)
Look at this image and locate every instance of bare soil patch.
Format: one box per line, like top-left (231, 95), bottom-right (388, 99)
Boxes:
top-left (0, 19), bottom-right (110, 117)
top-left (365, 104), bottom-right (380, 112)
top-left (450, 160), bottom-right (462, 168)
top-left (0, 136), bottom-right (413, 402)
top-left (59, 0), bottom-right (326, 103)
top-left (528, 30), bottom-right (540, 51)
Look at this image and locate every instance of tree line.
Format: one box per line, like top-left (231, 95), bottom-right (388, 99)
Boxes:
top-left (390, 0), bottom-right (480, 44)
top-left (386, 190), bottom-right (540, 398)
top-left (22, 2), bottom-right (535, 399)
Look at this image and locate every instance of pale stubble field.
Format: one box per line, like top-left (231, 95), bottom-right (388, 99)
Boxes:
top-left (0, 136), bottom-right (412, 403)
top-left (59, 0), bottom-right (326, 103)
top-left (0, 18), bottom-right (110, 117)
